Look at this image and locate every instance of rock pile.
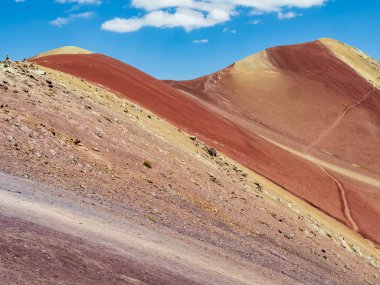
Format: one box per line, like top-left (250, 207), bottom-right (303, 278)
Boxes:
top-left (4, 55), bottom-right (11, 68)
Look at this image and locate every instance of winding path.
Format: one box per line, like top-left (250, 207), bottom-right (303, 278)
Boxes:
top-left (305, 85), bottom-right (375, 153)
top-left (316, 165), bottom-right (359, 231)
top-left (302, 79), bottom-right (379, 232)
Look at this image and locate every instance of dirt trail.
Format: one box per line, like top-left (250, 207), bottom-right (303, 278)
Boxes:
top-left (167, 41), bottom-right (380, 246)
top-left (173, 86), bottom-right (378, 239)
top-left (316, 166), bottom-right (359, 231)
top-left (185, 89), bottom-right (380, 189)
top-left (305, 85), bottom-right (376, 153)
top-left (254, 133), bottom-right (380, 233)
top-left (302, 79), bottom-right (379, 232)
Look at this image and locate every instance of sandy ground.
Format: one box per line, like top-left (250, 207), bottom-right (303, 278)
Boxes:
top-left (0, 59), bottom-right (379, 284)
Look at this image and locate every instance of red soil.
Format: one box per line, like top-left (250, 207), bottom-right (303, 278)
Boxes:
top-left (168, 41), bottom-right (380, 244)
top-left (169, 41), bottom-right (380, 175)
top-left (266, 42), bottom-right (380, 241)
top-left (267, 41), bottom-right (380, 172)
top-left (32, 48), bottom-right (379, 245)
top-left (267, 41), bottom-right (370, 101)
top-left (338, 176), bottom-right (380, 243)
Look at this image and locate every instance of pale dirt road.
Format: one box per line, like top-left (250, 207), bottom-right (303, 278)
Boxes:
top-left (256, 133), bottom-right (380, 189)
top-left (0, 172), bottom-right (282, 285)
top-left (177, 88), bottom-right (380, 190)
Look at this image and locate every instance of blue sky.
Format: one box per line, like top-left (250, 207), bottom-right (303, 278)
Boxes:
top-left (1, 0), bottom-right (379, 80)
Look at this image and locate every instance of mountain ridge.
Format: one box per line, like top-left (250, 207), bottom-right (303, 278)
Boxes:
top-left (1, 38), bottom-right (379, 284)
top-left (30, 38), bottom-right (380, 245)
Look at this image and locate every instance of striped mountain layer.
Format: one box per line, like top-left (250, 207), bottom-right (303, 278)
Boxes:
top-left (32, 39), bottom-right (380, 246)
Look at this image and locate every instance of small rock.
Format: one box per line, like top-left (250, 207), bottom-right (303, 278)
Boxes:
top-left (143, 160), bottom-right (153, 169)
top-left (73, 138), bottom-right (82, 145)
top-left (35, 70), bottom-right (46, 76)
top-left (207, 147), bottom-right (217, 157)
top-left (254, 183), bottom-right (263, 191)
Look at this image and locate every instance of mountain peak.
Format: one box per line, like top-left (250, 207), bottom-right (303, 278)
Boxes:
top-left (317, 37), bottom-right (339, 42)
top-left (31, 46), bottom-right (92, 60)
top-left (233, 38), bottom-right (342, 73)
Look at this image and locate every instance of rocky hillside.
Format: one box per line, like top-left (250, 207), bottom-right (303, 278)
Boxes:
top-left (0, 57), bottom-right (379, 284)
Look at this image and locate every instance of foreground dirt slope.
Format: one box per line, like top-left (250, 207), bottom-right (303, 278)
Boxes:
top-left (32, 40), bottom-right (380, 245)
top-left (1, 58), bottom-right (379, 284)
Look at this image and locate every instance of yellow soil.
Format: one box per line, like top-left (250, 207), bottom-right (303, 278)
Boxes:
top-left (233, 50), bottom-right (276, 74)
top-left (31, 46), bottom-right (92, 59)
top-left (320, 38), bottom-right (380, 88)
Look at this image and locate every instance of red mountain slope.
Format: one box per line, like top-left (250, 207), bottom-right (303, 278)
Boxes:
top-left (32, 41), bottom-right (380, 245)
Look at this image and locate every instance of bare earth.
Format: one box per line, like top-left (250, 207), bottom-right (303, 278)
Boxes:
top-left (0, 58), bottom-right (379, 284)
top-left (167, 39), bottom-right (380, 244)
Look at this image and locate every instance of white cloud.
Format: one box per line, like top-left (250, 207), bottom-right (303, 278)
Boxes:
top-left (50, 12), bottom-right (95, 27)
top-left (102, 0), bottom-right (327, 33)
top-left (50, 17), bottom-right (71, 27)
top-left (277, 11), bottom-right (300, 19)
top-left (102, 8), bottom-right (230, 32)
top-left (72, 11), bottom-right (94, 18)
top-left (131, 0), bottom-right (325, 12)
top-left (193, 39), bottom-right (209, 44)
top-left (56, 0), bottom-right (101, 4)
top-left (249, 19), bottom-right (261, 25)
top-left (223, 27), bottom-right (238, 33)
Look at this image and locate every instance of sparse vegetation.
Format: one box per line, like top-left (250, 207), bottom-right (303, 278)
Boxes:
top-left (144, 214), bottom-right (157, 223)
top-left (73, 138), bottom-right (81, 145)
